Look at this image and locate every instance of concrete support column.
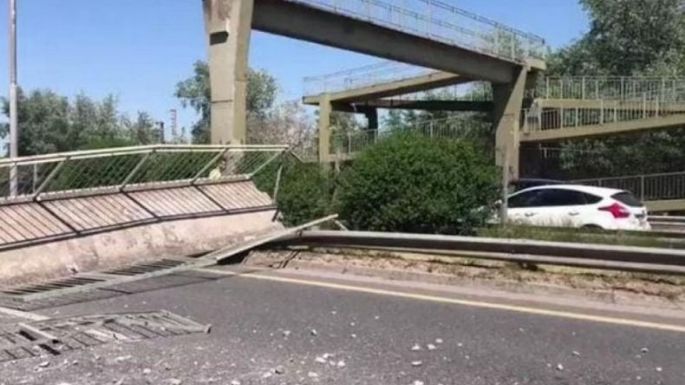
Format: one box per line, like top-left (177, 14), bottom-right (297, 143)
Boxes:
top-left (365, 108), bottom-right (379, 130)
top-left (318, 94), bottom-right (332, 164)
top-left (203, 0), bottom-right (254, 144)
top-left (492, 67), bottom-right (528, 180)
top-left (365, 108), bottom-right (379, 142)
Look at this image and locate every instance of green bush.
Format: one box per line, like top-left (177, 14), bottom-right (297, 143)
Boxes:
top-left (337, 133), bottom-right (498, 235)
top-left (252, 155), bottom-right (334, 226)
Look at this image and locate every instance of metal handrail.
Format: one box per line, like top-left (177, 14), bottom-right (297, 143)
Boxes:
top-left (573, 170), bottom-right (685, 203)
top-left (0, 144), bottom-right (289, 167)
top-left (522, 94), bottom-right (685, 133)
top-left (537, 76), bottom-right (685, 101)
top-left (0, 144), bottom-right (289, 203)
top-left (287, 0), bottom-right (546, 63)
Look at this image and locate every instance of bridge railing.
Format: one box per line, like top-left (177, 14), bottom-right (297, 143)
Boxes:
top-left (522, 95), bottom-right (685, 133)
top-left (296, 0), bottom-right (546, 95)
top-left (575, 171), bottom-right (685, 202)
top-left (304, 62), bottom-right (435, 97)
top-left (329, 117), bottom-right (486, 157)
top-left (536, 77), bottom-right (685, 102)
top-left (0, 144), bottom-right (289, 204)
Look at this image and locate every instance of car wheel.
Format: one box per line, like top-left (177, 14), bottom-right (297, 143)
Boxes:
top-left (581, 224), bottom-right (603, 230)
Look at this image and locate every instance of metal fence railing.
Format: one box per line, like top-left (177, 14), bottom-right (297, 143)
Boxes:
top-left (329, 116), bottom-right (487, 157)
top-left (536, 77), bottom-right (685, 102)
top-left (0, 144), bottom-right (289, 203)
top-left (575, 171), bottom-right (685, 202)
top-left (290, 0), bottom-right (547, 77)
top-left (303, 60), bottom-right (494, 100)
top-left (304, 62), bottom-right (436, 97)
top-left (522, 96), bottom-right (685, 133)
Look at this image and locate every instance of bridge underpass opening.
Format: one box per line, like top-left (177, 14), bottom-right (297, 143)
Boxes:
top-left (202, 0), bottom-right (547, 178)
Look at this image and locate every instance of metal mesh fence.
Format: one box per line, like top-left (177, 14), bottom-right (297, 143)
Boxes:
top-left (330, 116), bottom-right (490, 157)
top-left (574, 171), bottom-right (685, 202)
top-left (523, 98), bottom-right (685, 133)
top-left (0, 145), bottom-right (289, 202)
top-left (536, 77), bottom-right (685, 102)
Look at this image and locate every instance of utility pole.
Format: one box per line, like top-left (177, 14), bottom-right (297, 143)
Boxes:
top-left (8, 0), bottom-right (19, 196)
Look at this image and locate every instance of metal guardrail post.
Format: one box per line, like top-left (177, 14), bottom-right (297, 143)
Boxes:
top-left (581, 76), bottom-right (586, 100)
top-left (640, 175), bottom-right (646, 201)
top-left (33, 157), bottom-right (69, 201)
top-left (119, 150), bottom-right (154, 191)
top-left (599, 100), bottom-right (604, 124)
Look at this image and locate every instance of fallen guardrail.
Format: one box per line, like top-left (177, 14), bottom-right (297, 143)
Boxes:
top-left (268, 230), bottom-right (685, 275)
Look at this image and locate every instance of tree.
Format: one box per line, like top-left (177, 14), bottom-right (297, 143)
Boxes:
top-left (540, 0), bottom-right (685, 179)
top-left (549, 0), bottom-right (685, 76)
top-left (0, 89), bottom-right (152, 156)
top-left (247, 100), bottom-right (316, 149)
top-left (337, 133), bottom-right (499, 234)
top-left (175, 61), bottom-right (278, 143)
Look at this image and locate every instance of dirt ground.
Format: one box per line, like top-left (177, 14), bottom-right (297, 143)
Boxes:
top-left (245, 247), bottom-right (685, 312)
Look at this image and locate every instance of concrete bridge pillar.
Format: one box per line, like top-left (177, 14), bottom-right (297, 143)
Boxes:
top-left (365, 108), bottom-right (379, 142)
top-left (493, 68), bottom-right (528, 180)
top-left (318, 94), bottom-right (332, 163)
top-left (203, 0), bottom-right (254, 144)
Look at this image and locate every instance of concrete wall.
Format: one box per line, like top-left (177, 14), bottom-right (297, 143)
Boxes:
top-left (0, 210), bottom-right (282, 286)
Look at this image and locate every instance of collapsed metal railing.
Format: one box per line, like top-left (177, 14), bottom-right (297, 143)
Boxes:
top-left (0, 144), bottom-right (287, 202)
top-left (0, 145), bottom-right (289, 250)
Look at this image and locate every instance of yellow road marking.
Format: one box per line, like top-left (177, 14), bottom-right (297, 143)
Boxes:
top-left (198, 268), bottom-right (685, 334)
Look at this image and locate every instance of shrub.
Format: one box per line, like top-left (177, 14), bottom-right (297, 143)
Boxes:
top-left (253, 155), bottom-right (334, 226)
top-left (337, 132), bottom-right (498, 234)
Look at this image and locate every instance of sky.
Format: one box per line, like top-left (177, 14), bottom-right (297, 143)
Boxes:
top-left (0, 0), bottom-right (589, 138)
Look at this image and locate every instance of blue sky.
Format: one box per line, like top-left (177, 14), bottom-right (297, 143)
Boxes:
top-left (0, 0), bottom-right (589, 136)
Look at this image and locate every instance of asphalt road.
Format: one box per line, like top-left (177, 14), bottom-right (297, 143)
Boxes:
top-left (1, 267), bottom-right (684, 385)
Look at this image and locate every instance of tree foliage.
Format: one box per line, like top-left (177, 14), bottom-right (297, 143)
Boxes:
top-left (1, 89), bottom-right (157, 156)
top-left (175, 61), bottom-right (279, 144)
top-left (542, 0), bottom-right (685, 179)
top-left (549, 0), bottom-right (685, 76)
top-left (337, 133), bottom-right (498, 235)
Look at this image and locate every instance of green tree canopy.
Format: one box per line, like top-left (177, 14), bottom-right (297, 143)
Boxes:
top-left (1, 89), bottom-right (157, 156)
top-left (540, 0), bottom-right (685, 179)
top-left (549, 0), bottom-right (685, 76)
top-left (175, 61), bottom-right (278, 143)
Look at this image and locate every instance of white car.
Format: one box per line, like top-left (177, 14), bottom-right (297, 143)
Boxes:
top-left (502, 184), bottom-right (651, 231)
